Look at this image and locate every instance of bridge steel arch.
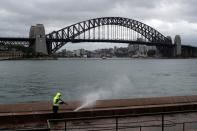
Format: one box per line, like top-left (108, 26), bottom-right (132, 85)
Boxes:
top-left (46, 17), bottom-right (171, 53)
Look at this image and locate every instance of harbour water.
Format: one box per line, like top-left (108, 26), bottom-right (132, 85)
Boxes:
top-left (0, 58), bottom-right (197, 104)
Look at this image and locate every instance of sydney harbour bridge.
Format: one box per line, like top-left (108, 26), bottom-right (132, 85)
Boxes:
top-left (0, 17), bottom-right (196, 57)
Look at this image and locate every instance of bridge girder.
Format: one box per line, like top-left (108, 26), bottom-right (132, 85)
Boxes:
top-left (0, 37), bottom-right (34, 47)
top-left (46, 17), bottom-right (171, 53)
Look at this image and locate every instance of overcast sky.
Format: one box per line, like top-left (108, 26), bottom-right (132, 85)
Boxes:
top-left (0, 0), bottom-right (197, 50)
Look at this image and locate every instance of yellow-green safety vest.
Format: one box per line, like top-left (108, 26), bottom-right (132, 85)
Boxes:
top-left (53, 93), bottom-right (61, 106)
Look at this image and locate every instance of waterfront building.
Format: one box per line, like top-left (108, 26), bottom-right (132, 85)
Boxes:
top-left (0, 43), bottom-right (24, 59)
top-left (0, 51), bottom-right (23, 59)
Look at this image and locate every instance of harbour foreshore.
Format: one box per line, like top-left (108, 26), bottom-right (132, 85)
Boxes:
top-left (1, 95), bottom-right (197, 130)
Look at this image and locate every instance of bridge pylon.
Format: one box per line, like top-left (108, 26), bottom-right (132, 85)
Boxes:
top-left (29, 24), bottom-right (48, 55)
top-left (174, 35), bottom-right (182, 56)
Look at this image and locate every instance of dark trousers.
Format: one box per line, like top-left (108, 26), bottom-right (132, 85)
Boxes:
top-left (53, 106), bottom-right (59, 114)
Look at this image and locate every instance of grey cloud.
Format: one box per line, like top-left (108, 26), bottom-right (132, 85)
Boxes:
top-left (0, 0), bottom-right (197, 46)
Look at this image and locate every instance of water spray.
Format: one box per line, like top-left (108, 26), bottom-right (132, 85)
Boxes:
top-left (74, 75), bottom-right (132, 111)
top-left (74, 100), bottom-right (96, 111)
top-left (74, 91), bottom-right (101, 111)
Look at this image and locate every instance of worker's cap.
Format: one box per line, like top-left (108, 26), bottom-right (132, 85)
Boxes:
top-left (56, 92), bottom-right (61, 96)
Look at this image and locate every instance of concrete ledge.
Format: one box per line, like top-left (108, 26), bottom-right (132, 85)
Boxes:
top-left (1, 95), bottom-right (197, 129)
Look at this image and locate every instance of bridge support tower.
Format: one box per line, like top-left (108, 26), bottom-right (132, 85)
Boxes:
top-left (156, 36), bottom-right (174, 57)
top-left (29, 24), bottom-right (48, 55)
top-left (173, 35), bottom-right (182, 57)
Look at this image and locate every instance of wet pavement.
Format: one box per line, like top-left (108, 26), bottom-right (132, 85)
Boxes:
top-left (1, 95), bottom-right (197, 130)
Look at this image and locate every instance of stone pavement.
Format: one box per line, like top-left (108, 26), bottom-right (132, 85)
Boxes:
top-left (1, 95), bottom-right (197, 130)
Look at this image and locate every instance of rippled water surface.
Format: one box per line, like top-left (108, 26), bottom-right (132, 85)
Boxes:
top-left (0, 58), bottom-right (197, 104)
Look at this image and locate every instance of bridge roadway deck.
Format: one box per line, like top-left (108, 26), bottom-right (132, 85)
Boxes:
top-left (1, 95), bottom-right (197, 130)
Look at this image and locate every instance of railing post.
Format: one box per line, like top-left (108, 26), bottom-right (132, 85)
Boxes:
top-left (116, 117), bottom-right (118, 131)
top-left (140, 126), bottom-right (141, 131)
top-left (65, 121), bottom-right (67, 131)
top-left (162, 113), bottom-right (164, 131)
top-left (183, 123), bottom-right (185, 131)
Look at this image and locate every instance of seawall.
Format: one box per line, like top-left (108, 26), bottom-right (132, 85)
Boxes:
top-left (1, 95), bottom-right (197, 130)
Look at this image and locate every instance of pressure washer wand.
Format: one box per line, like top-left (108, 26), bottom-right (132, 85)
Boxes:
top-left (60, 98), bottom-right (68, 105)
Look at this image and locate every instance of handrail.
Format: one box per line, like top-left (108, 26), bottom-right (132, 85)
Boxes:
top-left (48, 109), bottom-right (197, 122)
top-left (48, 110), bottom-right (197, 131)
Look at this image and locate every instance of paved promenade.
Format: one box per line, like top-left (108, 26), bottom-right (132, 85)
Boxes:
top-left (1, 95), bottom-right (197, 130)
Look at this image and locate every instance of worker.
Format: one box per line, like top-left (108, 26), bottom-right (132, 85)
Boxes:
top-left (53, 92), bottom-right (67, 114)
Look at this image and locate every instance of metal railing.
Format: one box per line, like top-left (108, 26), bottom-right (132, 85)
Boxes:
top-left (47, 110), bottom-right (197, 131)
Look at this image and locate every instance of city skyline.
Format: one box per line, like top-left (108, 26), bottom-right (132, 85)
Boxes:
top-left (0, 0), bottom-right (197, 50)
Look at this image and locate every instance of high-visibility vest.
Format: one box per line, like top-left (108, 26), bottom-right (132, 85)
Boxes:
top-left (53, 95), bottom-right (60, 106)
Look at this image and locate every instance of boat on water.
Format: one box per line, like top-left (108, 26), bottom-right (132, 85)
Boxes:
top-left (101, 56), bottom-right (107, 59)
top-left (131, 53), bottom-right (147, 58)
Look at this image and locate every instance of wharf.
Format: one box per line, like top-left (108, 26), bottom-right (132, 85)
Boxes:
top-left (1, 95), bottom-right (197, 130)
top-left (0, 57), bottom-right (10, 60)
